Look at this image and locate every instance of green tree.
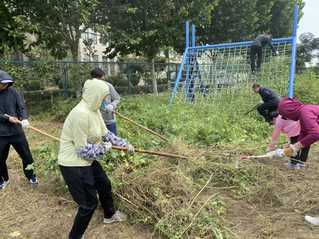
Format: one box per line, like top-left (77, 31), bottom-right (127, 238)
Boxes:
top-left (199, 0), bottom-right (258, 43)
top-left (101, 0), bottom-right (217, 94)
top-left (197, 0), bottom-right (304, 44)
top-left (16, 0), bottom-right (102, 60)
top-left (0, 1), bottom-right (36, 55)
top-left (270, 0), bottom-right (304, 38)
top-left (103, 0), bottom-right (217, 57)
top-left (297, 32), bottom-right (319, 72)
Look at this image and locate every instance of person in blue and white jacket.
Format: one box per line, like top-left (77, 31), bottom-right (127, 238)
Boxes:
top-left (90, 68), bottom-right (121, 135)
top-left (58, 78), bottom-right (134, 239)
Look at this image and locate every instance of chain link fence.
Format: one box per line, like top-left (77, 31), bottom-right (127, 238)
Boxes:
top-left (0, 60), bottom-right (179, 108)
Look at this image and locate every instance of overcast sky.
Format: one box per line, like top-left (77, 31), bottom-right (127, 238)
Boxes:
top-left (298, 0), bottom-right (319, 37)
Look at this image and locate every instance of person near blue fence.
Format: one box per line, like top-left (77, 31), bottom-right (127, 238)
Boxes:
top-left (252, 83), bottom-right (280, 124)
top-left (90, 68), bottom-right (121, 135)
top-left (0, 70), bottom-right (38, 190)
top-left (267, 112), bottom-right (309, 169)
top-left (58, 78), bottom-right (134, 239)
top-left (275, 97), bottom-right (319, 225)
top-left (250, 33), bottom-right (278, 73)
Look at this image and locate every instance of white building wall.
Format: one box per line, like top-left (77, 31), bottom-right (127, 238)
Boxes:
top-left (78, 28), bottom-right (119, 75)
top-left (79, 29), bottom-right (108, 62)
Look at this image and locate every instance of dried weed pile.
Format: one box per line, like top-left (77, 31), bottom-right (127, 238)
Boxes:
top-left (110, 141), bottom-right (293, 239)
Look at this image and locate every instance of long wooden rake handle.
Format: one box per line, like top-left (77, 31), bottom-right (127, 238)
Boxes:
top-left (29, 125), bottom-right (61, 141)
top-left (115, 111), bottom-right (169, 142)
top-left (241, 155), bottom-right (271, 160)
top-left (12, 117), bottom-right (187, 159)
top-left (112, 146), bottom-right (188, 159)
top-left (241, 153), bottom-right (306, 164)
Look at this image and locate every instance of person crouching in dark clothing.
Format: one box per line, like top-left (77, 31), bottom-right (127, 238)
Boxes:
top-left (252, 83), bottom-right (280, 124)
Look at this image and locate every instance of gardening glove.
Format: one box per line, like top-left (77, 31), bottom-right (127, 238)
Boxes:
top-left (21, 119), bottom-right (30, 129)
top-left (127, 144), bottom-right (135, 155)
top-left (105, 104), bottom-right (114, 112)
top-left (101, 101), bottom-right (114, 112)
top-left (266, 149), bottom-right (285, 159)
top-left (283, 143), bottom-right (302, 157)
top-left (103, 142), bottom-right (112, 152)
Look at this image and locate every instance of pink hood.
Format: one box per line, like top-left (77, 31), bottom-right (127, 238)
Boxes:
top-left (278, 97), bottom-right (303, 121)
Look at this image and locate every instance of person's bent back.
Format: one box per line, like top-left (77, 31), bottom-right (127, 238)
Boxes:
top-left (252, 83), bottom-right (280, 124)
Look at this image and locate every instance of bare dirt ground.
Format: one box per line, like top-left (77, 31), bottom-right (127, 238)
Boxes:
top-left (226, 146), bottom-right (319, 239)
top-left (0, 161), bottom-right (155, 239)
top-left (0, 121), bottom-right (155, 239)
top-left (1, 121), bottom-right (319, 238)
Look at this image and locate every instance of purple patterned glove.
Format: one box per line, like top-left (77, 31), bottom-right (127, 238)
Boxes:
top-left (102, 131), bottom-right (128, 147)
top-left (77, 144), bottom-right (107, 161)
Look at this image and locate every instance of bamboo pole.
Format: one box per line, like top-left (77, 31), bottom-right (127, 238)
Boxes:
top-left (115, 111), bottom-right (169, 142)
top-left (29, 125), bottom-right (61, 141)
top-left (11, 117), bottom-right (187, 159)
top-left (112, 146), bottom-right (188, 159)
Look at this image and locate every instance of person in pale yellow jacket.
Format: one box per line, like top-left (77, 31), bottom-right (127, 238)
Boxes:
top-left (58, 79), bottom-right (134, 239)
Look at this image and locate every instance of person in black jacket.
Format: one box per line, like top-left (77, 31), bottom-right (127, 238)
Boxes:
top-left (252, 83), bottom-right (280, 124)
top-left (250, 34), bottom-right (279, 73)
top-left (0, 70), bottom-right (38, 190)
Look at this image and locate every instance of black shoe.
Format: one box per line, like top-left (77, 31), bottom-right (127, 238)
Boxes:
top-left (29, 176), bottom-right (39, 186)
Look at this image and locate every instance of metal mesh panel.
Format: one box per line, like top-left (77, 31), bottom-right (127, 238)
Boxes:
top-left (170, 38), bottom-right (292, 110)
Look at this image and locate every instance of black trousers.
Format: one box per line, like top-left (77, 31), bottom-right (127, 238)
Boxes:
top-left (250, 45), bottom-right (262, 72)
top-left (0, 133), bottom-right (35, 181)
top-left (290, 136), bottom-right (310, 164)
top-left (257, 101), bottom-right (278, 122)
top-left (60, 161), bottom-right (115, 239)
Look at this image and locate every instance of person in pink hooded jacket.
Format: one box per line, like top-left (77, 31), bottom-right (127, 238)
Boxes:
top-left (278, 97), bottom-right (319, 156)
top-left (267, 112), bottom-right (309, 169)
top-left (278, 97), bottom-right (319, 225)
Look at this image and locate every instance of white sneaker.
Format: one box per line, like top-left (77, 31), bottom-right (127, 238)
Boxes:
top-left (298, 162), bottom-right (305, 168)
top-left (305, 215), bottom-right (319, 226)
top-left (103, 210), bottom-right (127, 224)
top-left (0, 180), bottom-right (10, 190)
top-left (287, 162), bottom-right (300, 169)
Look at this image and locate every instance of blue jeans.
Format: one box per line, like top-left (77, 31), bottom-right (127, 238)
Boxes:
top-left (107, 122), bottom-right (117, 135)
